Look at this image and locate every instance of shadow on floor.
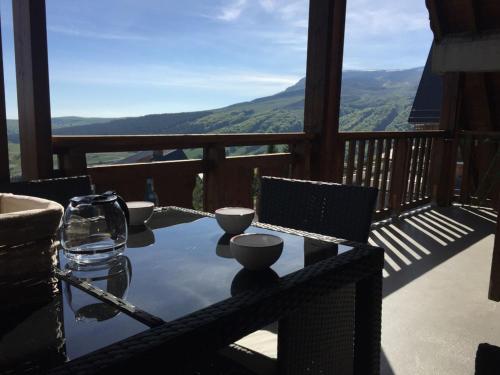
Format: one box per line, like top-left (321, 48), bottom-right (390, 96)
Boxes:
top-left (369, 204), bottom-right (497, 298)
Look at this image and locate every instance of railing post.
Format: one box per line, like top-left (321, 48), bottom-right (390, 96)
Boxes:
top-left (203, 145), bottom-right (225, 212)
top-left (58, 151), bottom-right (87, 177)
top-left (290, 141), bottom-right (311, 179)
top-left (431, 138), bottom-right (457, 206)
top-left (389, 138), bottom-right (409, 217)
top-left (432, 72), bottom-right (463, 206)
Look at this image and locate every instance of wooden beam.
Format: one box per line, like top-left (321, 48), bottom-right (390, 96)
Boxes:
top-left (12, 0), bottom-right (53, 179)
top-left (0, 15), bottom-right (9, 183)
top-left (432, 34), bottom-right (500, 73)
top-left (304, 0), bottom-right (346, 182)
top-left (425, 0), bottom-right (443, 41)
top-left (53, 133), bottom-right (310, 154)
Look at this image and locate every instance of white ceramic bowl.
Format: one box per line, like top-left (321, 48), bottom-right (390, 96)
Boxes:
top-left (126, 201), bottom-right (154, 226)
top-left (230, 233), bottom-right (283, 271)
top-left (215, 207), bottom-right (255, 234)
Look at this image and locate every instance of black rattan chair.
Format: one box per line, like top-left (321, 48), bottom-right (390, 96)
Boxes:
top-left (0, 176), bottom-right (92, 207)
top-left (258, 176), bottom-right (379, 243)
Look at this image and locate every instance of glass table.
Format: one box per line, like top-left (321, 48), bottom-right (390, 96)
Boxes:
top-left (0, 207), bottom-right (384, 374)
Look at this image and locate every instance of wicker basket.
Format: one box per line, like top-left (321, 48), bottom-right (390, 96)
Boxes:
top-left (0, 193), bottom-right (64, 246)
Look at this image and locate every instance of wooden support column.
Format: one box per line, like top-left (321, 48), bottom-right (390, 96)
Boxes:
top-left (304, 0), bottom-right (346, 182)
top-left (431, 73), bottom-right (462, 206)
top-left (0, 15), bottom-right (9, 183)
top-left (13, 0), bottom-right (53, 179)
top-left (488, 193), bottom-right (500, 301)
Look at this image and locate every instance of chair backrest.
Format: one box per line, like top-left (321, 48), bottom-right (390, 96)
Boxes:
top-left (258, 177), bottom-right (378, 243)
top-left (0, 176), bottom-right (93, 207)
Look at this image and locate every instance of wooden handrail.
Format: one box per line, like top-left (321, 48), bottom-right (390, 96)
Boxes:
top-left (459, 130), bottom-right (500, 138)
top-left (338, 130), bottom-right (447, 140)
top-left (52, 132), bottom-right (310, 153)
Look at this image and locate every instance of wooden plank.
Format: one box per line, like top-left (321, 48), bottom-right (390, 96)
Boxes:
top-left (406, 138), bottom-right (420, 203)
top-left (355, 140), bottom-right (365, 186)
top-left (488, 195), bottom-right (500, 301)
top-left (12, 0), bottom-right (53, 179)
top-left (345, 140), bottom-right (356, 185)
top-left (304, 0), bottom-right (346, 181)
top-left (338, 130), bottom-right (447, 140)
top-left (0, 15), bottom-right (9, 183)
top-left (364, 139), bottom-right (375, 187)
top-left (414, 137), bottom-right (427, 200)
top-left (379, 139), bottom-right (392, 211)
top-left (372, 139), bottom-right (383, 190)
top-left (53, 133), bottom-right (309, 154)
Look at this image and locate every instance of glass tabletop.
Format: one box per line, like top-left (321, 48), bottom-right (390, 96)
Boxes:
top-left (1, 208), bottom-right (357, 372)
top-left (59, 208), bottom-right (356, 324)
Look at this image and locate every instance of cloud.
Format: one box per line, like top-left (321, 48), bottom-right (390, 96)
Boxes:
top-left (215, 0), bottom-right (247, 21)
top-left (49, 61), bottom-right (300, 93)
top-left (48, 25), bottom-right (148, 41)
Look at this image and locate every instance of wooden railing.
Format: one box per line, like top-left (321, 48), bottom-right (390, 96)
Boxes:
top-left (458, 130), bottom-right (500, 207)
top-left (53, 133), bottom-right (311, 212)
top-left (53, 130), bottom-right (448, 217)
top-left (337, 131), bottom-right (447, 219)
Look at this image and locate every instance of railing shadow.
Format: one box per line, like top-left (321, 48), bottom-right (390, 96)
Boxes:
top-left (369, 204), bottom-right (497, 298)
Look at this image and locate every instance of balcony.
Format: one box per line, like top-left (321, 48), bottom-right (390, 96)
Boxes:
top-left (0, 0), bottom-right (499, 374)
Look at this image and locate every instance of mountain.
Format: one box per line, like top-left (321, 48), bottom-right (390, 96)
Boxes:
top-left (7, 116), bottom-right (116, 143)
top-left (6, 67), bottom-right (421, 142)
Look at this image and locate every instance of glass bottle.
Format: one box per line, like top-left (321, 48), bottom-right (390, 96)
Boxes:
top-left (144, 177), bottom-right (159, 206)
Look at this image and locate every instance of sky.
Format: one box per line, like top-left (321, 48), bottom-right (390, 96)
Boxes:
top-left (0, 0), bottom-right (433, 119)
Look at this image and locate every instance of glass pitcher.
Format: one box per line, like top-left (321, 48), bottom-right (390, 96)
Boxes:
top-left (60, 191), bottom-right (129, 263)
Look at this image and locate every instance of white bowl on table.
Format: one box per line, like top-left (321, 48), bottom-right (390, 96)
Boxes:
top-left (215, 207), bottom-right (255, 234)
top-left (126, 201), bottom-right (154, 226)
top-left (230, 233), bottom-right (284, 271)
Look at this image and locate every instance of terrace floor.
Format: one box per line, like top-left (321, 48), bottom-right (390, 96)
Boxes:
top-left (228, 204), bottom-right (500, 374)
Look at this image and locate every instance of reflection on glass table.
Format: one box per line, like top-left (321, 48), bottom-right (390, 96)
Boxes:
top-left (64, 256), bottom-right (132, 322)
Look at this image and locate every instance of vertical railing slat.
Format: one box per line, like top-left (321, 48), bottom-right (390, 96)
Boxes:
top-left (346, 140), bottom-right (356, 185)
top-left (378, 139), bottom-right (392, 211)
top-left (407, 138), bottom-right (420, 203)
top-left (364, 139), bottom-right (375, 186)
top-left (421, 137), bottom-right (433, 198)
top-left (355, 140), bottom-right (365, 185)
top-left (372, 139), bottom-right (383, 190)
top-left (460, 135), bottom-right (473, 204)
top-left (414, 137), bottom-right (426, 200)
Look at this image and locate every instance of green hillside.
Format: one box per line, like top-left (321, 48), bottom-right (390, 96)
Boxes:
top-left (7, 68), bottom-right (422, 176)
top-left (48, 68), bottom-right (421, 137)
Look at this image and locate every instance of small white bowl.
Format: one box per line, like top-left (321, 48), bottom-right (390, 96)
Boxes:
top-left (215, 207), bottom-right (255, 234)
top-left (126, 201), bottom-right (154, 226)
top-left (230, 233), bottom-right (283, 271)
